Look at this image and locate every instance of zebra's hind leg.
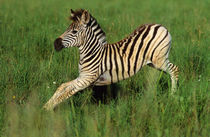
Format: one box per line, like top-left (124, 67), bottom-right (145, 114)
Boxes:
top-left (167, 61), bottom-right (179, 93)
top-left (150, 59), bottom-right (179, 94)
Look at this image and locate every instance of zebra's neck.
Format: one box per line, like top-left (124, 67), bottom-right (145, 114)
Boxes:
top-left (78, 17), bottom-right (107, 64)
top-left (89, 17), bottom-right (107, 45)
top-left (79, 17), bottom-right (107, 59)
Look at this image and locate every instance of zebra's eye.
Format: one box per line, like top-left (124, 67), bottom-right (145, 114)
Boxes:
top-left (72, 30), bottom-right (78, 34)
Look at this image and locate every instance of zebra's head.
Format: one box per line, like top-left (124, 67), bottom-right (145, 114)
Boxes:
top-left (54, 9), bottom-right (91, 51)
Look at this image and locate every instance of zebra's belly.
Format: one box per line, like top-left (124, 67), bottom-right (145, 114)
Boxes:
top-left (94, 67), bottom-right (141, 86)
top-left (94, 56), bottom-right (149, 86)
top-left (94, 71), bottom-right (112, 86)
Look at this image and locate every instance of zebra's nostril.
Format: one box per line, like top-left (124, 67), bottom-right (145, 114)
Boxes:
top-left (54, 38), bottom-right (64, 51)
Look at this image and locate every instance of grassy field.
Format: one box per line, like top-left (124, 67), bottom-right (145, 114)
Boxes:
top-left (0, 0), bottom-right (209, 136)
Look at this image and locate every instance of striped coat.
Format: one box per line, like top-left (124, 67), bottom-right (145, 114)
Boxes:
top-left (44, 9), bottom-right (178, 110)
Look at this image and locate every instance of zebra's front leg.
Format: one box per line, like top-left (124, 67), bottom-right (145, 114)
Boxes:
top-left (43, 77), bottom-right (95, 110)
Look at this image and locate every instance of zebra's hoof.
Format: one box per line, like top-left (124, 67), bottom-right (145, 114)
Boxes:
top-left (43, 103), bottom-right (54, 111)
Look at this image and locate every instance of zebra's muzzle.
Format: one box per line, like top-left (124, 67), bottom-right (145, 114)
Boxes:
top-left (54, 38), bottom-right (64, 51)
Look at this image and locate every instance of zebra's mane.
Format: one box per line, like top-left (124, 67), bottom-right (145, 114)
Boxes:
top-left (88, 16), bottom-right (107, 44)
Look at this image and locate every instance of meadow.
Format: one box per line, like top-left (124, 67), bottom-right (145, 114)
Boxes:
top-left (0, 0), bottom-right (209, 136)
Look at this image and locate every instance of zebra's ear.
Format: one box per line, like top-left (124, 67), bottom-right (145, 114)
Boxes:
top-left (70, 9), bottom-right (75, 17)
top-left (81, 10), bottom-right (90, 24)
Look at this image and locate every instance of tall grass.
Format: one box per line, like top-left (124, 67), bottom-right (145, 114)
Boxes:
top-left (0, 0), bottom-right (209, 136)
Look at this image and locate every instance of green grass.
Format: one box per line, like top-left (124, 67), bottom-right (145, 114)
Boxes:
top-left (0, 0), bottom-right (209, 136)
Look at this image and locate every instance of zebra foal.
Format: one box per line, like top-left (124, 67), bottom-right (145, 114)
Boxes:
top-left (43, 9), bottom-right (179, 110)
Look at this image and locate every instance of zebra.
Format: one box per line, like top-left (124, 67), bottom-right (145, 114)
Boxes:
top-left (43, 9), bottom-right (179, 110)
